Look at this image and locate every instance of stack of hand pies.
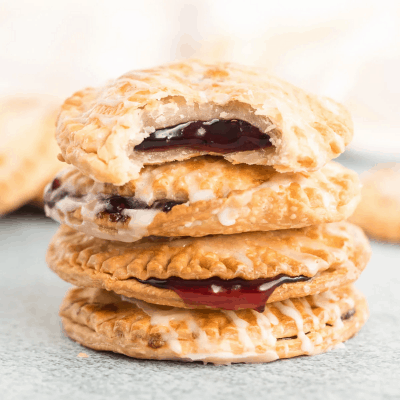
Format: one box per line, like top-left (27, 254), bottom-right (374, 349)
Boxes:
top-left (45, 60), bottom-right (371, 364)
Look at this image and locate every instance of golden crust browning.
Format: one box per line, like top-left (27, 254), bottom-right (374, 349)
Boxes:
top-left (60, 285), bottom-right (368, 364)
top-left (47, 222), bottom-right (371, 309)
top-left (56, 60), bottom-right (353, 185)
top-left (45, 159), bottom-right (361, 242)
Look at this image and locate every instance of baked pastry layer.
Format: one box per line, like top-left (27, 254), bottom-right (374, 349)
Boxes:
top-left (60, 285), bottom-right (368, 365)
top-left (350, 163), bottom-right (400, 242)
top-left (47, 222), bottom-right (370, 309)
top-left (44, 158), bottom-right (361, 242)
top-left (0, 94), bottom-right (63, 214)
top-left (56, 60), bottom-right (353, 185)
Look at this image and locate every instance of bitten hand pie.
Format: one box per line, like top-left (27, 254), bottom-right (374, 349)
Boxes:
top-left (60, 285), bottom-right (368, 365)
top-left (44, 158), bottom-right (361, 242)
top-left (56, 60), bottom-right (353, 185)
top-left (47, 222), bottom-right (370, 310)
top-left (0, 94), bottom-right (63, 214)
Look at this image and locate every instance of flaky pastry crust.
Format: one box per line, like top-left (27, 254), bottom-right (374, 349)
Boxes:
top-left (0, 95), bottom-right (63, 214)
top-left (350, 163), bottom-right (400, 242)
top-left (45, 159), bottom-right (361, 242)
top-left (60, 285), bottom-right (368, 364)
top-left (47, 222), bottom-right (371, 309)
top-left (56, 60), bottom-right (353, 185)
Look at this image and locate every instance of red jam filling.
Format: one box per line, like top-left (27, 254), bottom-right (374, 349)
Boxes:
top-left (137, 275), bottom-right (311, 312)
top-left (134, 119), bottom-right (273, 153)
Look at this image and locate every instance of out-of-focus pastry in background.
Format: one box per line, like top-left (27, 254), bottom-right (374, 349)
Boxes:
top-left (350, 163), bottom-right (400, 243)
top-left (0, 94), bottom-right (63, 215)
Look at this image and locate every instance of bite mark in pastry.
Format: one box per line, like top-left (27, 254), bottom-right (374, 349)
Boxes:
top-left (55, 60), bottom-right (353, 185)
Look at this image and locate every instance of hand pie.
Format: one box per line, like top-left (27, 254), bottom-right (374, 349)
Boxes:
top-left (56, 60), bottom-right (353, 185)
top-left (60, 285), bottom-right (368, 364)
top-left (47, 221), bottom-right (370, 310)
top-left (44, 158), bottom-right (361, 242)
top-left (0, 94), bottom-right (63, 214)
top-left (350, 163), bottom-right (400, 242)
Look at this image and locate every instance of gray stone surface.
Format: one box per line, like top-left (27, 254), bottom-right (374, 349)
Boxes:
top-left (1, 154), bottom-right (400, 400)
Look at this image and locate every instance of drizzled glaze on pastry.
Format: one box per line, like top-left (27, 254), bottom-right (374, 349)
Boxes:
top-left (134, 119), bottom-right (272, 153)
top-left (44, 161), bottom-right (362, 243)
top-left (44, 179), bottom-right (184, 223)
top-left (137, 275), bottom-right (311, 312)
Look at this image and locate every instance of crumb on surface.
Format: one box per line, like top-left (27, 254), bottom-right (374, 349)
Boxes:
top-left (77, 352), bottom-right (89, 358)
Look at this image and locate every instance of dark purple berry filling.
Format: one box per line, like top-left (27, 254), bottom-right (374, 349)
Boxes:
top-left (134, 119), bottom-right (273, 153)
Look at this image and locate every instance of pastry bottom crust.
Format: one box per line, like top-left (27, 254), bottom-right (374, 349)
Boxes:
top-left (60, 285), bottom-right (368, 365)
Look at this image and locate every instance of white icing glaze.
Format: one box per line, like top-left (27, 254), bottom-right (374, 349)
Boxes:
top-left (181, 349), bottom-right (279, 365)
top-left (123, 297), bottom-right (208, 355)
top-left (299, 298), bottom-right (320, 328)
top-left (252, 309), bottom-right (277, 347)
top-left (312, 291), bottom-right (344, 329)
top-left (125, 209), bottom-right (160, 237)
top-left (117, 286), bottom-right (354, 364)
top-left (46, 160), bottom-right (355, 244)
top-left (259, 275), bottom-right (289, 292)
top-left (120, 295), bottom-right (281, 363)
top-left (275, 299), bottom-right (315, 354)
top-left (45, 195), bottom-right (161, 243)
top-left (267, 246), bottom-right (328, 276)
top-left (222, 311), bottom-right (255, 352)
top-left (190, 189), bottom-right (215, 202)
top-left (217, 207), bottom-right (239, 226)
top-left (264, 308), bottom-right (279, 326)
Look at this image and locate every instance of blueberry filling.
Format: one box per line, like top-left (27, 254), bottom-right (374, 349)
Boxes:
top-left (134, 119), bottom-right (273, 153)
top-left (44, 179), bottom-right (185, 221)
top-left (44, 178), bottom-right (70, 209)
top-left (341, 308), bottom-right (356, 321)
top-left (97, 196), bottom-right (185, 223)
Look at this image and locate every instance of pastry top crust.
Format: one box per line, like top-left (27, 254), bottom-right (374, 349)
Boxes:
top-left (47, 221), bottom-right (371, 281)
top-left (48, 157), bottom-right (360, 204)
top-left (56, 60), bottom-right (353, 185)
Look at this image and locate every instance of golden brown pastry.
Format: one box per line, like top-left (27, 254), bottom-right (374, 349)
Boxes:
top-left (0, 94), bottom-right (63, 214)
top-left (44, 158), bottom-right (361, 242)
top-left (47, 222), bottom-right (370, 310)
top-left (350, 163), bottom-right (400, 242)
top-left (56, 60), bottom-right (353, 185)
top-left (60, 285), bottom-right (368, 365)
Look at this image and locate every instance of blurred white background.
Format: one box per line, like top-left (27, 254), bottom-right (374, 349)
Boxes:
top-left (1, 0), bottom-right (399, 153)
